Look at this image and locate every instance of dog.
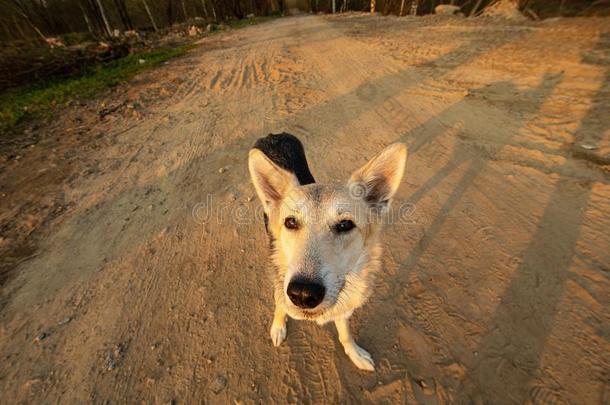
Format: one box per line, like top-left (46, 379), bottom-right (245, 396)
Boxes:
top-left (248, 133), bottom-right (407, 371)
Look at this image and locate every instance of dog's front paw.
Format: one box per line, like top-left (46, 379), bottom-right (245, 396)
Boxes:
top-left (270, 321), bottom-right (287, 347)
top-left (345, 343), bottom-right (375, 371)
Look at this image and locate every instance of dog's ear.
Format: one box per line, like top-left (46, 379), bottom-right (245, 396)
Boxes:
top-left (249, 148), bottom-right (300, 211)
top-left (348, 143), bottom-right (407, 209)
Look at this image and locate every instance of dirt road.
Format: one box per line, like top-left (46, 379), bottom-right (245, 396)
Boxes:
top-left (1, 14), bottom-right (608, 404)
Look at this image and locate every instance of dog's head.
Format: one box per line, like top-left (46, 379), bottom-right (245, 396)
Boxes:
top-left (249, 143), bottom-right (407, 320)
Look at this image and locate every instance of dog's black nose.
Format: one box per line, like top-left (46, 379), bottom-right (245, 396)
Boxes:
top-left (287, 279), bottom-right (325, 309)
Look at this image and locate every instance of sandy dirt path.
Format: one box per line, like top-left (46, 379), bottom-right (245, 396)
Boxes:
top-left (0, 14), bottom-right (609, 404)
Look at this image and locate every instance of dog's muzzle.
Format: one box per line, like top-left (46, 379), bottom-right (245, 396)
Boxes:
top-left (287, 278), bottom-right (325, 309)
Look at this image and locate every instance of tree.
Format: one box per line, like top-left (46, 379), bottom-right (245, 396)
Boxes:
top-left (141, 0), bottom-right (158, 30)
top-left (5, 0), bottom-right (47, 42)
top-left (94, 0), bottom-right (112, 36)
top-left (112, 0), bottom-right (133, 30)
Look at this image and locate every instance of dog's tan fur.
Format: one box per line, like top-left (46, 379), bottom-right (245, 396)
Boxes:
top-left (249, 143), bottom-right (407, 371)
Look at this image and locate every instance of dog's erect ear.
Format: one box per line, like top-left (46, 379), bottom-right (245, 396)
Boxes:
top-left (249, 148), bottom-right (300, 211)
top-left (348, 143), bottom-right (407, 208)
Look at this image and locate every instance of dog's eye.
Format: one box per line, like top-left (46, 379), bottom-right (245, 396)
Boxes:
top-left (334, 219), bottom-right (355, 233)
top-left (284, 216), bottom-right (299, 230)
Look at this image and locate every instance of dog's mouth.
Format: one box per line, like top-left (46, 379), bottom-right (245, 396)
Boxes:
top-left (285, 295), bottom-right (341, 320)
top-left (299, 308), bottom-right (324, 319)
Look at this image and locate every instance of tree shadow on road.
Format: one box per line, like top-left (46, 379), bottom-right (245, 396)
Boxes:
top-left (361, 72), bottom-right (566, 403)
top-left (364, 32), bottom-right (609, 404)
top-left (461, 31), bottom-right (609, 404)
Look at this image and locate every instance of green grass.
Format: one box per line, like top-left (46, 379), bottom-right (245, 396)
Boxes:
top-left (0, 44), bottom-right (194, 135)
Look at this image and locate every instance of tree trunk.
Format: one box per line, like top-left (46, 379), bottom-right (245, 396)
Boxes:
top-left (470, 0), bottom-right (485, 16)
top-left (205, 0), bottom-right (217, 22)
top-left (113, 0), bottom-right (133, 30)
top-left (142, 0), bottom-right (158, 31)
top-left (167, 0), bottom-right (174, 25)
top-left (12, 13), bottom-right (28, 41)
top-left (200, 0), bottom-right (210, 19)
top-left (181, 0), bottom-right (189, 22)
top-left (94, 0), bottom-right (112, 35)
top-left (211, 1), bottom-right (217, 22)
top-left (332, 0), bottom-right (336, 13)
top-left (9, 1), bottom-right (47, 42)
top-left (370, 0), bottom-right (375, 14)
top-left (410, 0), bottom-right (419, 15)
top-left (30, 0), bottom-right (57, 36)
top-left (79, 2), bottom-right (95, 36)
top-left (399, 0), bottom-right (406, 16)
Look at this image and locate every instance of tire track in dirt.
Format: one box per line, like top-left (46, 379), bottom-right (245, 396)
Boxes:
top-left (280, 326), bottom-right (341, 403)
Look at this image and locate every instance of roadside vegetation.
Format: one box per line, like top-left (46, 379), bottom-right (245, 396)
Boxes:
top-left (0, 44), bottom-right (192, 134)
top-left (0, 15), bottom-right (279, 136)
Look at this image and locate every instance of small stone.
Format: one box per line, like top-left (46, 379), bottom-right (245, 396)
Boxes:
top-left (579, 143), bottom-right (598, 150)
top-left (415, 378), bottom-right (436, 395)
top-left (138, 59), bottom-right (146, 65)
top-left (211, 374), bottom-right (227, 394)
top-left (218, 167), bottom-right (226, 174)
top-left (34, 332), bottom-right (47, 342)
top-left (58, 316), bottom-right (72, 325)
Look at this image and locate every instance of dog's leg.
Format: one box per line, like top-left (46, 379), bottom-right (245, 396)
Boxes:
top-left (335, 315), bottom-right (375, 371)
top-left (270, 303), bottom-right (287, 347)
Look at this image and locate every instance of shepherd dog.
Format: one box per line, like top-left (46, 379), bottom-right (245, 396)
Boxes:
top-left (248, 133), bottom-right (407, 371)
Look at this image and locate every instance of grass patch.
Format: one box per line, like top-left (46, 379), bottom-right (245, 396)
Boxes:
top-left (0, 44), bottom-right (194, 135)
